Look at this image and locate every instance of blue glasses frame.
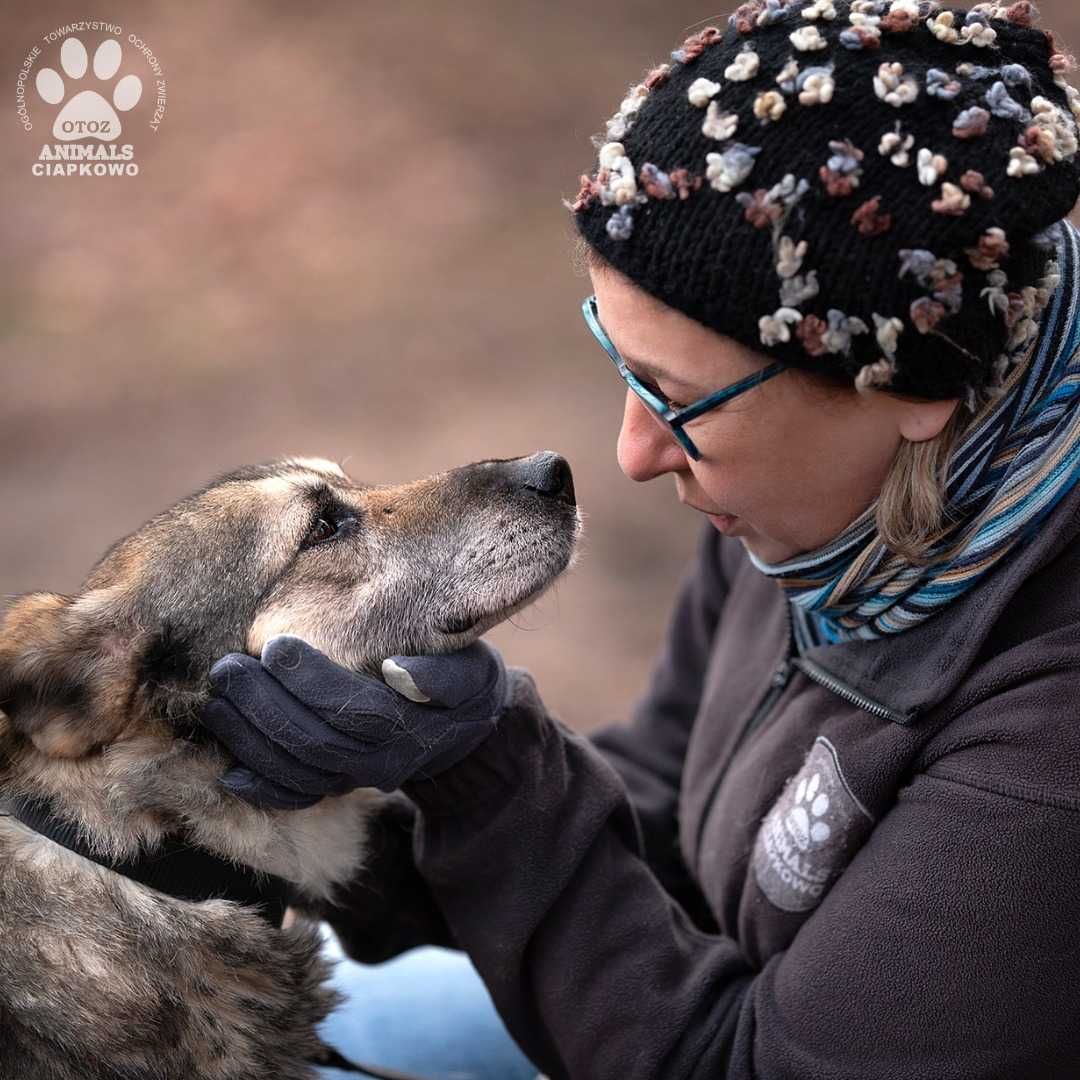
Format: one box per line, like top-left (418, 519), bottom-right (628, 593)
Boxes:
top-left (582, 294), bottom-right (787, 461)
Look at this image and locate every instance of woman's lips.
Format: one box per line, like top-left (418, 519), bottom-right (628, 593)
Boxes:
top-left (706, 512), bottom-right (739, 534)
top-left (681, 497), bottom-right (739, 534)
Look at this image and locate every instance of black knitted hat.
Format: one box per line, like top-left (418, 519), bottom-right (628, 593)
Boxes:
top-left (569, 0), bottom-right (1080, 407)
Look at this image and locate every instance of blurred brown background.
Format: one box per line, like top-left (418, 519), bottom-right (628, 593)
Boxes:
top-left (3, 1), bottom-right (1080, 732)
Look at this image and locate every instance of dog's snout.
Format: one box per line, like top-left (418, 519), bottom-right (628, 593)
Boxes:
top-left (514, 451), bottom-right (576, 506)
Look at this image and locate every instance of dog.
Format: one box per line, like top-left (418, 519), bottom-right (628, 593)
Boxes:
top-left (0, 452), bottom-right (579, 1080)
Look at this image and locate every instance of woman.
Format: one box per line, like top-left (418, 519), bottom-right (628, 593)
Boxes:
top-left (202, 2), bottom-right (1080, 1077)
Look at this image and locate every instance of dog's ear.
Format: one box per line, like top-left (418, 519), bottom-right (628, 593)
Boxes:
top-left (132, 622), bottom-right (210, 740)
top-left (0, 591), bottom-right (138, 758)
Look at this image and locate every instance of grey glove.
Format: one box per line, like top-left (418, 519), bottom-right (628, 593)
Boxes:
top-left (201, 635), bottom-right (509, 810)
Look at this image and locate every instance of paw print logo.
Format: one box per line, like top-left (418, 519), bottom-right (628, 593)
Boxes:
top-left (784, 771), bottom-right (831, 851)
top-left (35, 38), bottom-right (142, 142)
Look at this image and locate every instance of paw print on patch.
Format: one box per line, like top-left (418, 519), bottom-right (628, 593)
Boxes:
top-left (784, 771), bottom-right (831, 851)
top-left (35, 38), bottom-right (142, 142)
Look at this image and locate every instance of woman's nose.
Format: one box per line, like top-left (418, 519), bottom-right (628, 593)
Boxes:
top-left (616, 390), bottom-right (688, 482)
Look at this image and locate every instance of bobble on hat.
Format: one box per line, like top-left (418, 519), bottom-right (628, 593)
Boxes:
top-left (568, 0), bottom-right (1080, 406)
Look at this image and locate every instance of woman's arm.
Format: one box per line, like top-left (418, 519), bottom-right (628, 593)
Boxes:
top-left (298, 793), bottom-right (456, 963)
top-left (317, 524), bottom-right (729, 961)
top-left (403, 672), bottom-right (1080, 1080)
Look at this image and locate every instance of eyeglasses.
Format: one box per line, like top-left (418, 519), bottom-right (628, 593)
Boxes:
top-left (581, 294), bottom-right (787, 461)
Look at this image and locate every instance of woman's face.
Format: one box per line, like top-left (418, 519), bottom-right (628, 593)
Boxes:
top-left (589, 264), bottom-right (953, 564)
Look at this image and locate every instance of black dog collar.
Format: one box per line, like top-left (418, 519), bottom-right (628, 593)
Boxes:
top-left (0, 792), bottom-right (292, 927)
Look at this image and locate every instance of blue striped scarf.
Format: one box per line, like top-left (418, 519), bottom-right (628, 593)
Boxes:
top-left (748, 217), bottom-right (1080, 644)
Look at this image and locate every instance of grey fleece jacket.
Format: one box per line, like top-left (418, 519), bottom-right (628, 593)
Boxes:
top-left (326, 473), bottom-right (1080, 1080)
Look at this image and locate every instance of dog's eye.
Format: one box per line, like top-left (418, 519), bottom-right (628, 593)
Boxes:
top-left (304, 516), bottom-right (339, 547)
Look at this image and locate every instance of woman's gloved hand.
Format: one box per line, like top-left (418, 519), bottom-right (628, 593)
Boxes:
top-left (200, 635), bottom-right (509, 810)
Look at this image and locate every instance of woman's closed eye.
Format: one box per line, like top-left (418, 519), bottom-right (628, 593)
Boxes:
top-left (639, 374), bottom-right (688, 412)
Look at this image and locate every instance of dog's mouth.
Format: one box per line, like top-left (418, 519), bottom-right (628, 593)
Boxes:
top-left (435, 579), bottom-right (553, 640)
top-left (435, 518), bottom-right (580, 642)
top-left (438, 612), bottom-right (484, 636)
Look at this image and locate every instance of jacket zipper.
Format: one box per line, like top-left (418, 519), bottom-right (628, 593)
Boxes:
top-left (694, 603), bottom-right (796, 865)
top-left (790, 655), bottom-right (914, 725)
top-left (693, 603), bottom-right (917, 865)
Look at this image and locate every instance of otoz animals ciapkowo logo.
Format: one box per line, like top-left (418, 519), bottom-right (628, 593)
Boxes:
top-left (15, 21), bottom-right (166, 178)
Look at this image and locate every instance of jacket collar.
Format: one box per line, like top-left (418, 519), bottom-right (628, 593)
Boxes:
top-left (794, 472), bottom-right (1080, 722)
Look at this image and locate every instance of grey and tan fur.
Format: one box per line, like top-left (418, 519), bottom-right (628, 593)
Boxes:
top-left (0, 453), bottom-right (580, 1079)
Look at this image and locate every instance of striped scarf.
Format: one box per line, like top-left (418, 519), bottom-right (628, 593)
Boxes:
top-left (748, 217), bottom-right (1080, 644)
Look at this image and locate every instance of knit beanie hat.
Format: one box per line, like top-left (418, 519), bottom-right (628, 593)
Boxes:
top-left (568, 0), bottom-right (1080, 410)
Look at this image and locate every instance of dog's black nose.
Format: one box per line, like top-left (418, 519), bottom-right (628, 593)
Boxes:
top-left (515, 451), bottom-right (576, 506)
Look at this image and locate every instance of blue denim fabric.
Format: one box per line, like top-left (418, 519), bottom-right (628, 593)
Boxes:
top-left (316, 925), bottom-right (539, 1080)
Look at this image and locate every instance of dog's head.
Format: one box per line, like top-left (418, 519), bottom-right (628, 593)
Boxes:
top-left (0, 453), bottom-right (580, 760)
